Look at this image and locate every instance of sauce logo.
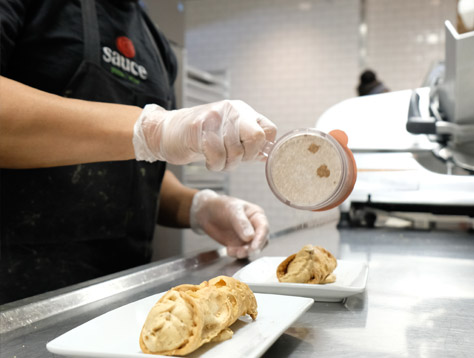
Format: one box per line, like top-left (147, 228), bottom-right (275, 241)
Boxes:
top-left (102, 36), bottom-right (148, 82)
top-left (116, 36), bottom-right (135, 58)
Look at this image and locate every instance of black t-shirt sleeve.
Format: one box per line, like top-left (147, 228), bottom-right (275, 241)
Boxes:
top-left (0, 0), bottom-right (32, 74)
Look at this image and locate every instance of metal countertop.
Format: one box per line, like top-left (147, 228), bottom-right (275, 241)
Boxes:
top-left (1, 224), bottom-right (474, 358)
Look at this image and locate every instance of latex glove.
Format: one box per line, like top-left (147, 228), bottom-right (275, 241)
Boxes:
top-left (133, 100), bottom-right (277, 171)
top-left (190, 189), bottom-right (269, 259)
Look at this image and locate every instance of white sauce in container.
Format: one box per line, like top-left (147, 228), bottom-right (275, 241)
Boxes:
top-left (265, 128), bottom-right (355, 211)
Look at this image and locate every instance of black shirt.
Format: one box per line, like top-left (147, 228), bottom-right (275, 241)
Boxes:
top-left (0, 0), bottom-right (177, 303)
top-left (0, 0), bottom-right (177, 98)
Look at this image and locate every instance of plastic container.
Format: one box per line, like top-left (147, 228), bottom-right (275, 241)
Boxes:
top-left (263, 128), bottom-right (357, 211)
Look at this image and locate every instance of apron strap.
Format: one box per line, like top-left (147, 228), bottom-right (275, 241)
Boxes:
top-left (81, 0), bottom-right (101, 64)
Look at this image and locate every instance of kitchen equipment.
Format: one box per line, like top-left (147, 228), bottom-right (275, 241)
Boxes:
top-left (315, 21), bottom-right (474, 227)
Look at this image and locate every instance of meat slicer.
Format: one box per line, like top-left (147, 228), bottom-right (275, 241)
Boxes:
top-left (315, 21), bottom-right (474, 228)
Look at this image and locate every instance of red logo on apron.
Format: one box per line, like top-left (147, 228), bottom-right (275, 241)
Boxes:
top-left (116, 36), bottom-right (136, 59)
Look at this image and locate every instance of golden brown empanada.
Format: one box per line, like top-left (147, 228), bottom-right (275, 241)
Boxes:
top-left (139, 276), bottom-right (257, 356)
top-left (277, 245), bottom-right (337, 284)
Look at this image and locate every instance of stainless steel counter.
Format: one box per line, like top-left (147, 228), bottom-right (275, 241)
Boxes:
top-left (2, 224), bottom-right (474, 358)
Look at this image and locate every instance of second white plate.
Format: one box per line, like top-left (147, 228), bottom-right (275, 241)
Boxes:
top-left (233, 257), bottom-right (368, 302)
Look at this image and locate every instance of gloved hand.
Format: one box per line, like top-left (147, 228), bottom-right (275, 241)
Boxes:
top-left (190, 189), bottom-right (269, 259)
top-left (133, 100), bottom-right (277, 171)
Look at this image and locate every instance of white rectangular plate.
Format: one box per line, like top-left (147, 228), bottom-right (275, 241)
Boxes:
top-left (47, 292), bottom-right (313, 358)
top-left (233, 257), bottom-right (368, 302)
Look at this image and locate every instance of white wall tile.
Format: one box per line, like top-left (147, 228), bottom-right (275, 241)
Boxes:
top-left (365, 0), bottom-right (457, 91)
top-left (184, 0), bottom-right (457, 234)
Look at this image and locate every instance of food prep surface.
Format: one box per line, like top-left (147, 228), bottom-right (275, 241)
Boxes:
top-left (2, 225), bottom-right (474, 358)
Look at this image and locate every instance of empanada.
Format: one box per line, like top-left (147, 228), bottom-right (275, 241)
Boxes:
top-left (139, 276), bottom-right (257, 356)
top-left (277, 245), bottom-right (337, 284)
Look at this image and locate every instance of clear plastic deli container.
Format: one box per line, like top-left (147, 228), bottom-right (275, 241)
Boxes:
top-left (263, 128), bottom-right (357, 211)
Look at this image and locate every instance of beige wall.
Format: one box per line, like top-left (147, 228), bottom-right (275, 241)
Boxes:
top-left (365, 0), bottom-right (457, 91)
top-left (184, 0), bottom-right (457, 233)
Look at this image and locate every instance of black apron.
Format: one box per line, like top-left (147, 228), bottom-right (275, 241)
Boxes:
top-left (0, 0), bottom-right (172, 303)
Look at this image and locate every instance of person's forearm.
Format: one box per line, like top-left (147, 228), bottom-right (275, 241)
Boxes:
top-left (0, 76), bottom-right (143, 168)
top-left (157, 170), bottom-right (198, 228)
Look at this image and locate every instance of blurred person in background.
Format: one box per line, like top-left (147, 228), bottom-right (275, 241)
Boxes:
top-left (357, 69), bottom-right (390, 96)
top-left (0, 0), bottom-right (277, 303)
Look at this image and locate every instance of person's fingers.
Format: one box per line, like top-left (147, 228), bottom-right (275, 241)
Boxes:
top-left (239, 120), bottom-right (266, 161)
top-left (201, 111), bottom-right (226, 171)
top-left (222, 118), bottom-right (244, 171)
top-left (227, 245), bottom-right (250, 259)
top-left (227, 100), bottom-right (266, 162)
top-left (229, 203), bottom-right (255, 243)
top-left (248, 210), bottom-right (269, 252)
top-left (249, 228), bottom-right (268, 252)
top-left (258, 115), bottom-right (277, 143)
top-left (227, 202), bottom-right (269, 258)
top-left (255, 115), bottom-right (278, 161)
